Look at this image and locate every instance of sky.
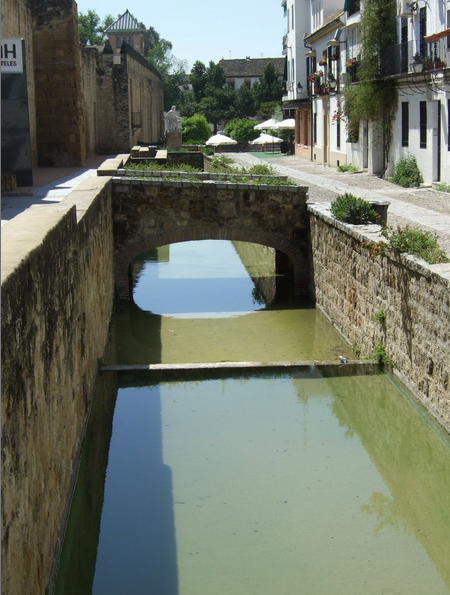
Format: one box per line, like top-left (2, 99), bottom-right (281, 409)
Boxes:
top-left (75, 0), bottom-right (285, 70)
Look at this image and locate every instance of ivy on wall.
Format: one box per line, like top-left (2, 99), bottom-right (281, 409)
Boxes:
top-left (343, 0), bottom-right (398, 173)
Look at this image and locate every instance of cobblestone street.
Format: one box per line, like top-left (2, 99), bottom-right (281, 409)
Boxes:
top-left (229, 153), bottom-right (450, 256)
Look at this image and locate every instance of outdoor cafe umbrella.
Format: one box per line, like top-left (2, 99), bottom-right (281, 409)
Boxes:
top-left (205, 133), bottom-right (237, 146)
top-left (271, 118), bottom-right (295, 130)
top-left (250, 132), bottom-right (283, 144)
top-left (249, 132), bottom-right (283, 152)
top-left (254, 118), bottom-right (279, 130)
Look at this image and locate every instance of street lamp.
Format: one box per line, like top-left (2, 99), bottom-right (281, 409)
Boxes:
top-left (410, 53), bottom-right (424, 74)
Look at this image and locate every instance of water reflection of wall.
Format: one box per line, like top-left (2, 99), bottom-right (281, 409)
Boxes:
top-left (231, 241), bottom-right (277, 305)
top-left (54, 372), bottom-right (118, 594)
top-left (291, 370), bottom-right (450, 591)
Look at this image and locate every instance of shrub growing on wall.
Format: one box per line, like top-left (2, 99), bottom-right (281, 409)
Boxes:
top-left (331, 193), bottom-right (379, 224)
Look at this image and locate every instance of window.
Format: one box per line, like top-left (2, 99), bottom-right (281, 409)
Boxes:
top-left (337, 120), bottom-right (341, 149)
top-left (402, 102), bottom-right (409, 147)
top-left (420, 101), bottom-right (427, 149)
top-left (292, 4), bottom-right (294, 29)
top-left (117, 36), bottom-right (122, 48)
top-left (400, 18), bottom-right (408, 73)
top-left (419, 8), bottom-right (427, 57)
top-left (129, 36), bottom-right (133, 46)
top-left (287, 8), bottom-right (290, 32)
top-left (313, 112), bottom-right (317, 144)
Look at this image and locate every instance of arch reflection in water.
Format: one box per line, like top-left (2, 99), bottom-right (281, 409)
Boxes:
top-left (104, 240), bottom-right (354, 365)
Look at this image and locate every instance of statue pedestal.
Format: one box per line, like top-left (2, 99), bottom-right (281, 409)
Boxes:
top-left (166, 131), bottom-right (182, 151)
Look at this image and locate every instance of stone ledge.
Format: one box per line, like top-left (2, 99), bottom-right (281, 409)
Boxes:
top-left (308, 202), bottom-right (450, 285)
top-left (97, 155), bottom-right (126, 176)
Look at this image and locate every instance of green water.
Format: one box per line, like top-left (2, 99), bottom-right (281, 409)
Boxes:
top-left (56, 240), bottom-right (450, 594)
top-left (105, 240), bottom-right (354, 365)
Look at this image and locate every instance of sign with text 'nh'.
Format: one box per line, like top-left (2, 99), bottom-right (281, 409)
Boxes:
top-left (1, 39), bottom-right (23, 74)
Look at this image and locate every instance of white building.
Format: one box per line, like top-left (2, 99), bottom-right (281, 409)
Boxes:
top-left (282, 0), bottom-right (450, 184)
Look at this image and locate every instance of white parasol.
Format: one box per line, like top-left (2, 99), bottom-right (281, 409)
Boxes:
top-left (271, 118), bottom-right (295, 130)
top-left (249, 132), bottom-right (283, 144)
top-left (205, 133), bottom-right (238, 146)
top-left (254, 118), bottom-right (279, 130)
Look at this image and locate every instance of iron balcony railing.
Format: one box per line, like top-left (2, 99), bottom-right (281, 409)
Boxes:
top-left (379, 38), bottom-right (449, 78)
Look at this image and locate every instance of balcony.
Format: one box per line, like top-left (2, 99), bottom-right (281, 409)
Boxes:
top-left (379, 38), bottom-right (449, 78)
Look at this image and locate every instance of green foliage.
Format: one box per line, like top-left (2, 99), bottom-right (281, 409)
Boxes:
top-left (337, 163), bottom-right (359, 172)
top-left (247, 164), bottom-right (276, 175)
top-left (363, 225), bottom-right (449, 263)
top-left (198, 86), bottom-right (236, 133)
top-left (252, 63), bottom-right (285, 113)
top-left (382, 225), bottom-right (449, 263)
top-left (330, 193), bottom-right (379, 224)
top-left (180, 114), bottom-right (211, 144)
top-left (342, 0), bottom-right (398, 171)
top-left (223, 119), bottom-right (259, 143)
top-left (373, 309), bottom-right (386, 324)
top-left (391, 154), bottom-right (423, 188)
top-left (78, 10), bottom-right (114, 45)
top-left (435, 182), bottom-right (450, 193)
top-left (125, 162), bottom-right (201, 172)
top-left (373, 343), bottom-right (390, 367)
top-left (235, 84), bottom-right (256, 118)
top-left (360, 0), bottom-right (398, 81)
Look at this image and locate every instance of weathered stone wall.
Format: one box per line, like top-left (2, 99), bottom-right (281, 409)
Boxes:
top-left (1, 177), bottom-right (115, 595)
top-left (31, 0), bottom-right (86, 166)
top-left (97, 45), bottom-right (164, 154)
top-left (1, 0), bottom-right (38, 166)
top-left (80, 46), bottom-right (99, 157)
top-left (111, 179), bottom-right (310, 300)
top-left (308, 204), bottom-right (450, 431)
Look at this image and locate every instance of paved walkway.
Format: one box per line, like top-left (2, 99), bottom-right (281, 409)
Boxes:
top-left (229, 153), bottom-right (450, 256)
top-left (1, 155), bottom-right (114, 227)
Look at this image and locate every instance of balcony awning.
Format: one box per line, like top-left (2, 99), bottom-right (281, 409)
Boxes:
top-left (424, 28), bottom-right (450, 43)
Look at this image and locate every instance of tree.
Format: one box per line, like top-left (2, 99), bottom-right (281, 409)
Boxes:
top-left (141, 22), bottom-right (189, 111)
top-left (78, 10), bottom-right (114, 45)
top-left (188, 61), bottom-right (236, 133)
top-left (252, 62), bottom-right (284, 113)
top-left (180, 114), bottom-right (211, 143)
top-left (198, 86), bottom-right (236, 133)
top-left (224, 119), bottom-right (259, 143)
top-left (235, 84), bottom-right (255, 118)
top-left (190, 61), bottom-right (208, 102)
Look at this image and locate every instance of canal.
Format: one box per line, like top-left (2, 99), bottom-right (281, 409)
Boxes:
top-left (55, 240), bottom-right (450, 595)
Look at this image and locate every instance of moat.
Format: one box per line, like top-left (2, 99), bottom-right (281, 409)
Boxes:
top-left (55, 240), bottom-right (450, 595)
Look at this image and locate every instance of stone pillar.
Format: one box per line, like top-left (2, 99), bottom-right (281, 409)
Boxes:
top-left (31, 0), bottom-right (86, 166)
top-left (166, 130), bottom-right (182, 150)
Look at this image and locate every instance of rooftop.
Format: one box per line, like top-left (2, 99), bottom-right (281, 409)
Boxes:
top-left (219, 57), bottom-right (285, 78)
top-left (104, 10), bottom-right (143, 33)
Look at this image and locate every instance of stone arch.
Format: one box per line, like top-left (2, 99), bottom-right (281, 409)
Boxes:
top-left (115, 227), bottom-right (309, 301)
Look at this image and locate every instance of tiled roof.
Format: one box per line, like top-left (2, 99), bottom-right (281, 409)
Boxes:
top-left (219, 57), bottom-right (285, 78)
top-left (105, 10), bottom-right (143, 33)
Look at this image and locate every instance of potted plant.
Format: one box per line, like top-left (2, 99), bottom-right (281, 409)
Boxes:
top-left (319, 57), bottom-right (327, 66)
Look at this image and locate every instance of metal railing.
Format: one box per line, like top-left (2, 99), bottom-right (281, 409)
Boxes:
top-left (379, 38), bottom-right (450, 78)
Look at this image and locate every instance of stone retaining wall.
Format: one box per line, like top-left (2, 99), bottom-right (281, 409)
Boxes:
top-left (1, 177), bottom-right (115, 595)
top-left (308, 203), bottom-right (450, 431)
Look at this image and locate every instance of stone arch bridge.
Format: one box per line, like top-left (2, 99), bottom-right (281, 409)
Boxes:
top-left (112, 177), bottom-right (310, 300)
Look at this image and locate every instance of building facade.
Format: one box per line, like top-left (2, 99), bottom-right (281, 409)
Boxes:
top-left (282, 0), bottom-right (450, 184)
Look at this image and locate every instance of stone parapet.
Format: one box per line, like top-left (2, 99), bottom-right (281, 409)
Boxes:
top-left (308, 202), bottom-right (450, 432)
top-left (1, 177), bottom-right (115, 595)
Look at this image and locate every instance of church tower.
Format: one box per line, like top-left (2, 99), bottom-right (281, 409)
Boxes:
top-left (104, 9), bottom-right (144, 55)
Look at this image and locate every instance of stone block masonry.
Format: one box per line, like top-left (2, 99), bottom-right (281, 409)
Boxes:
top-left (308, 203), bottom-right (450, 431)
top-left (111, 178), bottom-right (310, 300)
top-left (1, 177), bottom-right (115, 595)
